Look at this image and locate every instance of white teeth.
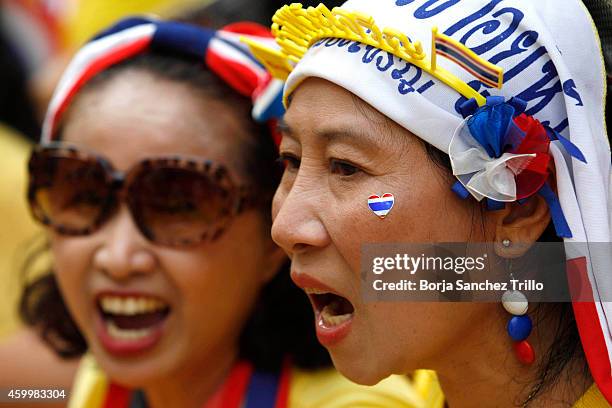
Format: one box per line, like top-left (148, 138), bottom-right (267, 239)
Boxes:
top-left (320, 305), bottom-right (352, 327)
top-left (305, 288), bottom-right (328, 295)
top-left (106, 320), bottom-right (153, 340)
top-left (99, 296), bottom-right (167, 315)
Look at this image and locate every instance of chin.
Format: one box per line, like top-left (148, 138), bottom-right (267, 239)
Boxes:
top-left (329, 353), bottom-right (389, 386)
top-left (88, 340), bottom-right (177, 387)
top-left (105, 371), bottom-right (148, 388)
top-left (98, 356), bottom-right (169, 388)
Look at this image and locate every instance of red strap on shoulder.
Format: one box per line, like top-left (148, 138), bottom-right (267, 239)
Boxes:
top-left (204, 361), bottom-right (253, 408)
top-left (102, 383), bottom-right (131, 408)
top-left (102, 360), bottom-right (289, 408)
top-left (274, 358), bottom-right (292, 408)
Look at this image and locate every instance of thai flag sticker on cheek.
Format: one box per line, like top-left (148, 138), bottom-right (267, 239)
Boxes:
top-left (367, 193), bottom-right (395, 219)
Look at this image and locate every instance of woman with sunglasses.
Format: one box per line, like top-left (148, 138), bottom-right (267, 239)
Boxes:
top-left (19, 17), bottom-right (427, 408)
top-left (252, 0), bottom-right (612, 406)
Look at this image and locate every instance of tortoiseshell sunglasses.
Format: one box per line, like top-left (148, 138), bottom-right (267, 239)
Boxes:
top-left (27, 144), bottom-right (260, 247)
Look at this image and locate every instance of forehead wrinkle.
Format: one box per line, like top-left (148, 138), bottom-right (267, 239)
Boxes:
top-left (315, 117), bottom-right (410, 159)
top-left (348, 92), bottom-right (415, 154)
top-left (285, 78), bottom-right (414, 155)
top-left (308, 90), bottom-right (408, 158)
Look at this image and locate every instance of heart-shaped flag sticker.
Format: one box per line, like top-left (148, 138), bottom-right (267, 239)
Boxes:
top-left (367, 193), bottom-right (395, 219)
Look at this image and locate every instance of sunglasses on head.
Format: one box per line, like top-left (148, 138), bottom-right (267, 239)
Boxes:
top-left (27, 144), bottom-right (260, 247)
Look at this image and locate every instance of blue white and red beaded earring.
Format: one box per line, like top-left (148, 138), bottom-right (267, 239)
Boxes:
top-left (501, 239), bottom-right (535, 365)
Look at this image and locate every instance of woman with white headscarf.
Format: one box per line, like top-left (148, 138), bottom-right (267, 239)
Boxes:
top-left (247, 0), bottom-right (612, 406)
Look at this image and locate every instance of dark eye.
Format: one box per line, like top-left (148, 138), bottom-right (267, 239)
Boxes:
top-left (278, 153), bottom-right (301, 171)
top-left (330, 159), bottom-right (359, 176)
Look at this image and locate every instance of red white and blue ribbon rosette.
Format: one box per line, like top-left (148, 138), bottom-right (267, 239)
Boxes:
top-left (450, 96), bottom-right (587, 238)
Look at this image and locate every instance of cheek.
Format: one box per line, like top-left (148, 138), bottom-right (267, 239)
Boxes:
top-left (170, 214), bottom-right (271, 340)
top-left (329, 169), bottom-right (479, 256)
top-left (51, 235), bottom-right (91, 288)
top-left (322, 174), bottom-right (422, 274)
top-left (323, 165), bottom-right (482, 292)
top-left (49, 235), bottom-right (95, 329)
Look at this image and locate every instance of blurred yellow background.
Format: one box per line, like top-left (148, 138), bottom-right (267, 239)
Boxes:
top-left (0, 125), bottom-right (40, 338)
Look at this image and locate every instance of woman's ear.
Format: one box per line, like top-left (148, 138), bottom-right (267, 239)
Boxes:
top-left (491, 158), bottom-right (556, 258)
top-left (491, 195), bottom-right (551, 258)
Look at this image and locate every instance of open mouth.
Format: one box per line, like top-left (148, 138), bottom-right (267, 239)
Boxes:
top-left (97, 295), bottom-right (171, 342)
top-left (306, 289), bottom-right (355, 327)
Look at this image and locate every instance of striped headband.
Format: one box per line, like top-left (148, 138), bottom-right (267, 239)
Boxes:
top-left (247, 0), bottom-right (612, 401)
top-left (41, 16), bottom-right (285, 143)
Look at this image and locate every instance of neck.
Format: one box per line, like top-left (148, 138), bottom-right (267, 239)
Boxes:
top-left (143, 345), bottom-right (237, 408)
top-left (426, 304), bottom-right (591, 407)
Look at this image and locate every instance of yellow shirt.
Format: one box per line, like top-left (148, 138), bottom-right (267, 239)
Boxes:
top-left (68, 355), bottom-right (444, 408)
top-left (573, 384), bottom-right (610, 408)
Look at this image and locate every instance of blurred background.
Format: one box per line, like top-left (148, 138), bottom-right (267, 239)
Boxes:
top-left (0, 0), bottom-right (344, 396)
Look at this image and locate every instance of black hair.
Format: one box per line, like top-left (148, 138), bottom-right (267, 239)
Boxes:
top-left (20, 50), bottom-right (331, 372)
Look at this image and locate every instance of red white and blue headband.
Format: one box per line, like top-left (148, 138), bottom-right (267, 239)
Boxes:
top-left (247, 0), bottom-right (612, 401)
top-left (41, 16), bottom-right (285, 143)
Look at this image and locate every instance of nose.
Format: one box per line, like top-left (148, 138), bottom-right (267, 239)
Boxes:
top-left (93, 205), bottom-right (158, 281)
top-left (271, 171), bottom-right (330, 256)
